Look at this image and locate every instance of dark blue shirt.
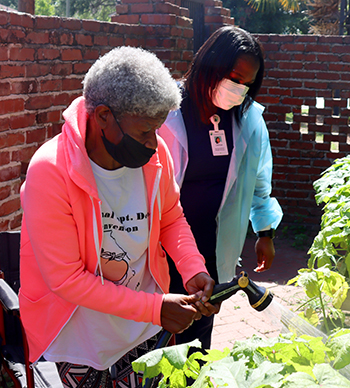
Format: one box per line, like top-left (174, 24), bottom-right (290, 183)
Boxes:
top-left (180, 95), bottom-right (234, 259)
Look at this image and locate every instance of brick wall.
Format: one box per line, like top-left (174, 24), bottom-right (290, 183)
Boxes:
top-left (0, 2), bottom-right (234, 231)
top-left (255, 34), bottom-right (350, 228)
top-left (1, 5), bottom-right (349, 233)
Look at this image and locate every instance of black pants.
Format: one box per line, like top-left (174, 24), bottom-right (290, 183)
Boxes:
top-left (167, 254), bottom-right (218, 350)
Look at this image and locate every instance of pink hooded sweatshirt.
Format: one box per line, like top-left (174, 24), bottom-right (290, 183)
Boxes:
top-left (19, 96), bottom-right (208, 363)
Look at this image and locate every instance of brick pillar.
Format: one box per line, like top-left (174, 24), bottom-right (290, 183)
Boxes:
top-left (18, 0), bottom-right (35, 14)
top-left (112, 0), bottom-right (194, 78)
top-left (204, 0), bottom-right (235, 37)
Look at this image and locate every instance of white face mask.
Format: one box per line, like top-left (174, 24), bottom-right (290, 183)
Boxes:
top-left (212, 79), bottom-right (249, 110)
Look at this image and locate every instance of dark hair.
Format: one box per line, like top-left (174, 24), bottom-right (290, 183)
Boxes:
top-left (184, 26), bottom-right (265, 125)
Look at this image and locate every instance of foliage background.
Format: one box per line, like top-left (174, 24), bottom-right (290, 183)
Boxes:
top-left (0, 0), bottom-right (116, 20)
top-left (0, 0), bottom-right (311, 32)
top-left (223, 0), bottom-right (310, 33)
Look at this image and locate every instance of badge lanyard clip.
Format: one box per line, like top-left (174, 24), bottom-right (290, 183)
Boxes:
top-left (209, 114), bottom-right (228, 156)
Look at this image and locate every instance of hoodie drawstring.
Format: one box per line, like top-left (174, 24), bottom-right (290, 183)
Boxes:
top-left (90, 196), bottom-right (104, 285)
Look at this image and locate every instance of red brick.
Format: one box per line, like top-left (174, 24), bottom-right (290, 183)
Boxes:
top-left (10, 213), bottom-right (22, 229)
top-left (258, 96), bottom-right (280, 104)
top-left (82, 20), bottom-right (101, 33)
top-left (12, 145), bottom-right (39, 161)
top-left (332, 45), bottom-right (350, 54)
top-left (316, 72), bottom-right (340, 80)
top-left (0, 81), bottom-right (11, 97)
top-left (48, 123), bottom-right (63, 138)
top-left (26, 63), bottom-right (51, 77)
top-left (0, 219), bottom-right (9, 231)
top-left (35, 110), bottom-right (61, 125)
top-left (0, 11), bottom-right (8, 25)
top-left (76, 33), bottom-right (93, 46)
top-left (52, 92), bottom-right (76, 107)
top-left (25, 95), bottom-right (52, 110)
top-left (304, 81), bottom-right (328, 89)
top-left (113, 14), bottom-right (140, 24)
top-left (141, 14), bottom-right (176, 25)
top-left (8, 46), bottom-right (34, 61)
top-left (10, 113), bottom-right (36, 130)
top-left (0, 116), bottom-right (10, 132)
top-left (127, 24), bottom-right (145, 35)
top-left (51, 63), bottom-right (73, 76)
top-left (9, 12), bottom-right (34, 29)
top-left (61, 18), bottom-right (82, 30)
top-left (61, 49), bottom-right (83, 61)
top-left (0, 64), bottom-right (25, 79)
top-left (266, 70), bottom-right (291, 79)
top-left (0, 131), bottom-right (25, 149)
top-left (304, 63), bottom-right (328, 71)
top-left (37, 48), bottom-right (60, 60)
top-left (316, 53), bottom-right (339, 62)
top-left (131, 3), bottom-right (154, 13)
top-left (26, 31), bottom-right (49, 44)
top-left (0, 185), bottom-right (11, 201)
top-left (0, 149), bottom-right (10, 165)
top-left (125, 37), bottom-right (145, 46)
top-left (304, 44), bottom-right (330, 53)
top-left (84, 48), bottom-right (100, 61)
top-left (93, 35), bottom-right (108, 46)
top-left (74, 63), bottom-right (92, 74)
top-left (36, 16), bottom-right (61, 29)
top-left (329, 63), bottom-right (350, 72)
top-left (0, 197), bottom-right (21, 216)
top-left (175, 61), bottom-right (189, 72)
top-left (40, 79), bottom-right (62, 92)
top-left (0, 164), bottom-right (21, 182)
top-left (60, 32), bottom-right (74, 45)
top-left (292, 89), bottom-right (317, 98)
top-left (0, 98), bottom-right (25, 115)
top-left (155, 3), bottom-right (180, 15)
top-left (115, 4), bottom-right (129, 14)
top-left (280, 43), bottom-right (306, 52)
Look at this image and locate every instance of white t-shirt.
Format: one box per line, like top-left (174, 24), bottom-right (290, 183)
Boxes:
top-left (44, 161), bottom-right (162, 370)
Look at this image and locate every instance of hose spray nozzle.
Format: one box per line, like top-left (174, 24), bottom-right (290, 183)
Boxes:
top-left (209, 271), bottom-right (273, 311)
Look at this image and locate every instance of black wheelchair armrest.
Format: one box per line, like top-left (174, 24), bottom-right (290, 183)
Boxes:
top-left (0, 278), bottom-right (19, 315)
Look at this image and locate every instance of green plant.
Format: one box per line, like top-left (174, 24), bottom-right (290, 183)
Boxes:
top-left (308, 155), bottom-right (350, 280)
top-left (132, 331), bottom-right (350, 387)
top-left (287, 266), bottom-right (348, 334)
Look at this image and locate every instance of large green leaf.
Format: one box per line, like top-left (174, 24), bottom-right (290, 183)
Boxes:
top-left (284, 363), bottom-right (350, 387)
top-left (247, 360), bottom-right (284, 387)
top-left (328, 333), bottom-right (350, 369)
top-left (132, 339), bottom-right (201, 382)
top-left (313, 363), bottom-right (350, 386)
top-left (283, 371), bottom-right (318, 387)
top-left (205, 358), bottom-right (248, 387)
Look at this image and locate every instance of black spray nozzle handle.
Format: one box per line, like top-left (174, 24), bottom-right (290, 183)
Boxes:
top-left (209, 271), bottom-right (273, 312)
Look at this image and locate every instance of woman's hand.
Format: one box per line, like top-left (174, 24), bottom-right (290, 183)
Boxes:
top-left (254, 237), bottom-right (275, 272)
top-left (186, 272), bottom-right (221, 317)
top-left (161, 293), bottom-right (202, 333)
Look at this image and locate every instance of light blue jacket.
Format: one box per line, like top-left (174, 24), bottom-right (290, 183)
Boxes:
top-left (158, 101), bottom-right (283, 283)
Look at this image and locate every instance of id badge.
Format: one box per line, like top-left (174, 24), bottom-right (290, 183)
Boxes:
top-left (209, 114), bottom-right (228, 156)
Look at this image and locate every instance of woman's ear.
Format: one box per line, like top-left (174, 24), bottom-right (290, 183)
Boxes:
top-left (94, 105), bottom-right (111, 129)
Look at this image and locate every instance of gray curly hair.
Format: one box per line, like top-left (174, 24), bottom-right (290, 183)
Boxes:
top-left (83, 46), bottom-right (181, 118)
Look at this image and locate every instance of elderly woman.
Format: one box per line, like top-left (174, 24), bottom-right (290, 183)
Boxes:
top-left (19, 46), bottom-right (218, 388)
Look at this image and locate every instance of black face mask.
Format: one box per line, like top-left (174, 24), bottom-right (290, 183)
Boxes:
top-left (101, 114), bottom-right (156, 169)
